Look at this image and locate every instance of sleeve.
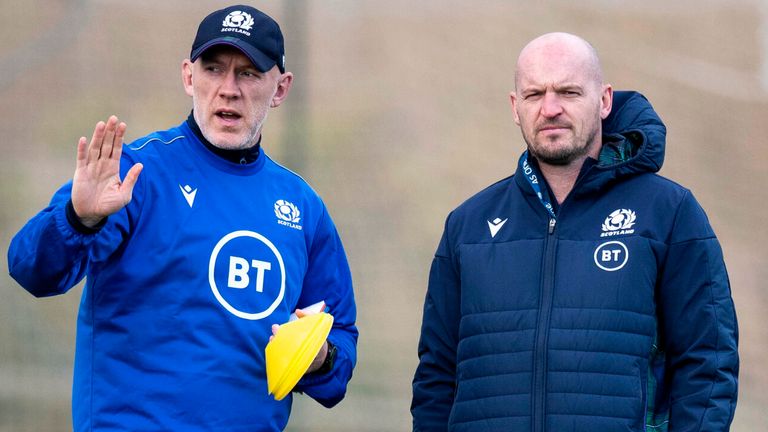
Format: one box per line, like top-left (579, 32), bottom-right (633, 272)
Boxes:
top-left (658, 191), bottom-right (739, 431)
top-left (8, 181), bottom-right (97, 297)
top-left (7, 155), bottom-right (140, 298)
top-left (411, 213), bottom-right (461, 431)
top-left (293, 204), bottom-right (358, 408)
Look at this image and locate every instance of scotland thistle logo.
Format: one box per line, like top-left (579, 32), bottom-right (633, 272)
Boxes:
top-left (274, 200), bottom-right (302, 230)
top-left (223, 11), bottom-right (255, 31)
top-left (221, 10), bottom-right (255, 36)
top-left (600, 209), bottom-right (636, 237)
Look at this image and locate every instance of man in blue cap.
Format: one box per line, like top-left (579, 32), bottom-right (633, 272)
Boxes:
top-left (8, 5), bottom-right (358, 431)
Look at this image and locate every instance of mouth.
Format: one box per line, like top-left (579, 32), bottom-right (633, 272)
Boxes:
top-left (537, 124), bottom-right (570, 134)
top-left (214, 109), bottom-right (242, 125)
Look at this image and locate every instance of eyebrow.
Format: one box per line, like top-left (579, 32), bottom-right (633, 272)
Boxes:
top-left (520, 82), bottom-right (583, 92)
top-left (554, 83), bottom-right (584, 91)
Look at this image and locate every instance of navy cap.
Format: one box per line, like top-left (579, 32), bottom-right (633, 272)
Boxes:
top-left (190, 5), bottom-right (285, 73)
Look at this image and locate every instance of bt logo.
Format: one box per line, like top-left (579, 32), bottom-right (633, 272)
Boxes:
top-left (593, 241), bottom-right (629, 272)
top-left (209, 231), bottom-right (285, 320)
top-left (228, 257), bottom-right (271, 292)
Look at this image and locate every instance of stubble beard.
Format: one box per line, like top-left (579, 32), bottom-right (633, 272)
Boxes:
top-left (524, 120), bottom-right (600, 166)
top-left (523, 130), bottom-right (597, 166)
top-left (194, 98), bottom-right (269, 151)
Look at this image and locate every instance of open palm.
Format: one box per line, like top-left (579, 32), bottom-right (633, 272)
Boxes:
top-left (71, 116), bottom-right (143, 228)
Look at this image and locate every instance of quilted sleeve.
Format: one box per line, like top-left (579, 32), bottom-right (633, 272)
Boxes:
top-left (658, 191), bottom-right (739, 431)
top-left (412, 213), bottom-right (461, 431)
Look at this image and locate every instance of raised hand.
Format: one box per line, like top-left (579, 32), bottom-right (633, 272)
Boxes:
top-left (71, 116), bottom-right (143, 228)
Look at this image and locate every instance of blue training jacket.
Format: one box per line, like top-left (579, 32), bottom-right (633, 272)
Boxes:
top-left (8, 120), bottom-right (358, 431)
top-left (411, 92), bottom-right (738, 431)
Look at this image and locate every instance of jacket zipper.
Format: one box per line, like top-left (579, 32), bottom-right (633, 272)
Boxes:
top-left (533, 216), bottom-right (557, 432)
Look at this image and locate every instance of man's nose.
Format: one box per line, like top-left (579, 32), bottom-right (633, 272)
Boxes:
top-left (540, 92), bottom-right (563, 118)
top-left (218, 71), bottom-right (240, 99)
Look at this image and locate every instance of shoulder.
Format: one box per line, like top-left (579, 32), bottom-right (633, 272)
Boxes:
top-left (263, 155), bottom-right (324, 203)
top-left (623, 173), bottom-right (693, 210)
top-left (646, 175), bottom-right (716, 241)
top-left (616, 173), bottom-right (716, 242)
top-left (121, 124), bottom-right (188, 163)
top-left (433, 175), bottom-right (517, 249)
top-left (449, 175), bottom-right (514, 223)
top-left (261, 155), bottom-right (335, 236)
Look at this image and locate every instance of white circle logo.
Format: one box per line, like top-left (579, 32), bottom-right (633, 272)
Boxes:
top-left (208, 230), bottom-right (285, 320)
top-left (593, 241), bottom-right (629, 272)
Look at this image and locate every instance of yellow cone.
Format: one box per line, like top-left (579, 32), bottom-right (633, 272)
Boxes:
top-left (266, 312), bottom-right (334, 401)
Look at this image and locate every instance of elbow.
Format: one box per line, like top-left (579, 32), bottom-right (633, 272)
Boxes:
top-left (315, 388), bottom-right (347, 408)
top-left (10, 274), bottom-right (55, 298)
top-left (8, 265), bottom-right (65, 298)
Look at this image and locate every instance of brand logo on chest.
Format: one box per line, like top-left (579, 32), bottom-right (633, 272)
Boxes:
top-left (208, 230), bottom-right (286, 320)
top-left (487, 217), bottom-right (508, 238)
top-left (594, 240), bottom-right (629, 272)
top-left (274, 199), bottom-right (303, 230)
top-left (600, 208), bottom-right (636, 237)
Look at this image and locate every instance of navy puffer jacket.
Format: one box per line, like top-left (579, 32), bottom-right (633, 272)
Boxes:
top-left (411, 91), bottom-right (738, 431)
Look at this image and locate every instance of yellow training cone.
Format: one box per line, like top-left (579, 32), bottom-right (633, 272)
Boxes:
top-left (265, 312), bottom-right (334, 401)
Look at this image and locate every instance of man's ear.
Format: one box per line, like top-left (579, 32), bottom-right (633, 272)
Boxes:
top-left (600, 84), bottom-right (613, 120)
top-left (509, 91), bottom-right (521, 125)
top-left (182, 59), bottom-right (194, 97)
top-left (270, 72), bottom-right (294, 108)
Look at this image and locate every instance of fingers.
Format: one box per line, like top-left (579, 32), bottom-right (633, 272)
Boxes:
top-left (86, 116), bottom-right (125, 163)
top-left (101, 118), bottom-right (116, 159)
top-left (101, 116), bottom-right (119, 159)
top-left (110, 121), bottom-right (127, 160)
top-left (75, 137), bottom-right (88, 170)
top-left (295, 301), bottom-right (326, 319)
top-left (269, 323), bottom-right (280, 342)
top-left (88, 121), bottom-right (106, 161)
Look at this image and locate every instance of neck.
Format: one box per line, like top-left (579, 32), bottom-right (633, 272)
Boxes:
top-left (538, 141), bottom-right (601, 204)
top-left (538, 162), bottom-right (583, 204)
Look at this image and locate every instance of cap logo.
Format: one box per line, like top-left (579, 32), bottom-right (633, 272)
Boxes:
top-left (222, 10), bottom-right (255, 35)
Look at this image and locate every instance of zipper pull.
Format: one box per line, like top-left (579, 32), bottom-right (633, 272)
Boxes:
top-left (548, 218), bottom-right (556, 234)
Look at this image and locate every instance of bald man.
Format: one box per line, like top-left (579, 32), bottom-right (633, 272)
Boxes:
top-left (411, 33), bottom-right (738, 432)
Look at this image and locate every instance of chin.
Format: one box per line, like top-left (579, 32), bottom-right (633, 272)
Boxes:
top-left (205, 132), bottom-right (247, 150)
top-left (215, 141), bottom-right (249, 150)
top-left (536, 148), bottom-right (588, 166)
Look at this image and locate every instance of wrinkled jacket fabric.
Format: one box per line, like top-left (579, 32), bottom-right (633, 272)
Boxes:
top-left (8, 121), bottom-right (358, 431)
top-left (411, 92), bottom-right (738, 431)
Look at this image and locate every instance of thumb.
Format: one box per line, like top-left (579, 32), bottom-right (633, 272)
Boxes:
top-left (121, 163), bottom-right (144, 194)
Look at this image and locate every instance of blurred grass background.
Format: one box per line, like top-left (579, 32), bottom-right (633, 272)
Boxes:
top-left (1, 0), bottom-right (766, 430)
